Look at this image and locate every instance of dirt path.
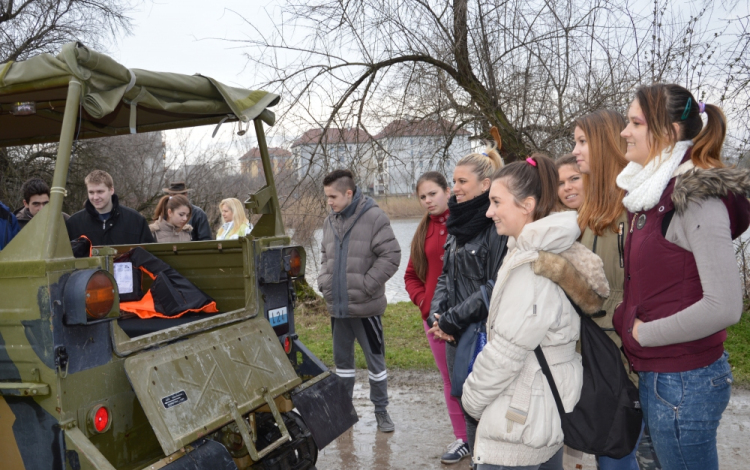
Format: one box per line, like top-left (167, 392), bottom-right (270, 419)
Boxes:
top-left (315, 370), bottom-right (750, 469)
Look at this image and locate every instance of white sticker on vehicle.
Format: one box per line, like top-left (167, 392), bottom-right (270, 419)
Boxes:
top-left (268, 307), bottom-right (288, 326)
top-left (114, 262), bottom-right (134, 294)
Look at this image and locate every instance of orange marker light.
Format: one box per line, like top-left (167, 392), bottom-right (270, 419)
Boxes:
top-left (94, 406), bottom-right (109, 433)
top-left (288, 249), bottom-right (302, 277)
top-left (85, 271), bottom-right (115, 319)
top-left (284, 336), bottom-right (293, 354)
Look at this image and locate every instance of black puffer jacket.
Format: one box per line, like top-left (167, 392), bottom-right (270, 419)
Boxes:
top-left (428, 224), bottom-right (508, 337)
top-left (66, 194), bottom-right (154, 246)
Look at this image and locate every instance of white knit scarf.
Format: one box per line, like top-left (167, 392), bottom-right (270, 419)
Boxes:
top-left (616, 140), bottom-right (693, 212)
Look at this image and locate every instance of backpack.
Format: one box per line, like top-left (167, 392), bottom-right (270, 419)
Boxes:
top-left (534, 298), bottom-right (642, 459)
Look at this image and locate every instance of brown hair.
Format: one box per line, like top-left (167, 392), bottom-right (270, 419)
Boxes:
top-left (153, 194), bottom-right (191, 221)
top-left (456, 144), bottom-right (503, 182)
top-left (634, 84), bottom-right (726, 168)
top-left (84, 170), bottom-right (114, 189)
top-left (574, 110), bottom-right (629, 235)
top-left (323, 169), bottom-right (356, 194)
top-left (409, 172), bottom-right (450, 282)
top-left (492, 153), bottom-right (558, 221)
top-left (555, 154), bottom-right (578, 169)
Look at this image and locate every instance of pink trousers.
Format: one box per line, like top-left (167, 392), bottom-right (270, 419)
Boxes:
top-left (424, 320), bottom-right (468, 441)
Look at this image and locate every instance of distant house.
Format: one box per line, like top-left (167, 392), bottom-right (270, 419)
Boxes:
top-left (291, 127), bottom-right (379, 189)
top-left (239, 147), bottom-right (293, 179)
top-left (375, 118), bottom-right (471, 195)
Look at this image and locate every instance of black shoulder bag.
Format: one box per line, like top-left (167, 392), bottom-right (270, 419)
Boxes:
top-left (534, 299), bottom-right (642, 459)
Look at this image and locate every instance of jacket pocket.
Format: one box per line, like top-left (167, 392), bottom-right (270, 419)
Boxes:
top-left (460, 243), bottom-right (487, 281)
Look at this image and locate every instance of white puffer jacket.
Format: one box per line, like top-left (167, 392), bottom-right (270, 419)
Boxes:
top-left (462, 211), bottom-right (608, 467)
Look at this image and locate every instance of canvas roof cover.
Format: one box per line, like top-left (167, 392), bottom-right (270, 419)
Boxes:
top-left (0, 42), bottom-right (279, 146)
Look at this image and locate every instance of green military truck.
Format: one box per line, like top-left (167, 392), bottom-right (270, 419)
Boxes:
top-left (0, 43), bottom-right (356, 470)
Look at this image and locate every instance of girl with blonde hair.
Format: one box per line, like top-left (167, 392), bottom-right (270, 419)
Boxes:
top-left (216, 198), bottom-right (252, 240)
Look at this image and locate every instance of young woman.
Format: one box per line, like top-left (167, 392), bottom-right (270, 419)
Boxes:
top-left (150, 194), bottom-right (193, 243)
top-left (614, 84), bottom-right (749, 470)
top-left (555, 154), bottom-right (584, 210)
top-left (404, 172), bottom-right (469, 464)
top-left (427, 146), bottom-right (508, 459)
top-left (573, 109), bottom-right (652, 470)
top-left (216, 198), bottom-right (252, 240)
top-left (462, 154), bottom-right (607, 470)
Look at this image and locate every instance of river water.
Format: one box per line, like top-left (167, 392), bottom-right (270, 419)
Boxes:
top-left (303, 218), bottom-right (420, 304)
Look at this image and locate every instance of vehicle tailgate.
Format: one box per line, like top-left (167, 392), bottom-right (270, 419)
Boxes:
top-left (124, 316), bottom-right (301, 456)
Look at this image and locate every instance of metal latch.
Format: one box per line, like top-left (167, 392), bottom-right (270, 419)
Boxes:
top-left (228, 389), bottom-right (291, 462)
top-left (55, 346), bottom-right (69, 378)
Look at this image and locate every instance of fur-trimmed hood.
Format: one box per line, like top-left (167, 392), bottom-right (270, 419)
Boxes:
top-left (533, 243), bottom-right (610, 315)
top-left (672, 167), bottom-right (750, 239)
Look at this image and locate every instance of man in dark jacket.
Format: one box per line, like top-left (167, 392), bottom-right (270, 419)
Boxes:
top-left (66, 170), bottom-right (154, 246)
top-left (318, 169), bottom-right (401, 433)
top-left (163, 182), bottom-right (212, 241)
top-left (0, 201), bottom-right (20, 251)
top-left (14, 178), bottom-right (70, 229)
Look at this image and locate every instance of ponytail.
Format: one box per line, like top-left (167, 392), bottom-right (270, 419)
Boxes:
top-left (492, 153), bottom-right (558, 221)
top-left (691, 103), bottom-right (727, 169)
top-left (456, 143), bottom-right (503, 181)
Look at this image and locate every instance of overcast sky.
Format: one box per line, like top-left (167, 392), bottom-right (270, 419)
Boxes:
top-left (106, 0), bottom-right (286, 156)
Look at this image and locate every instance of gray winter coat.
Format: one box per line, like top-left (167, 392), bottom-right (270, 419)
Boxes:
top-left (318, 189), bottom-right (401, 318)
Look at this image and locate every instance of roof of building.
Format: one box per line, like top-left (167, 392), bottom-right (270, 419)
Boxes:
top-left (239, 147), bottom-right (292, 161)
top-left (375, 118), bottom-right (471, 139)
top-left (292, 127), bottom-right (373, 147)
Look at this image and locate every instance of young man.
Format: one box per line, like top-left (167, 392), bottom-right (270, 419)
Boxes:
top-left (14, 178), bottom-right (70, 229)
top-left (318, 169), bottom-right (401, 433)
top-left (0, 200), bottom-right (19, 251)
top-left (66, 170), bottom-right (154, 245)
top-left (163, 182), bottom-right (212, 241)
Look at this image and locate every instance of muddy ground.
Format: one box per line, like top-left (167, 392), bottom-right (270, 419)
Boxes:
top-left (315, 370), bottom-right (750, 470)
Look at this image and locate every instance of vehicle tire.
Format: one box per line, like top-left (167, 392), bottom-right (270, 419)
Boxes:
top-left (251, 411), bottom-right (318, 470)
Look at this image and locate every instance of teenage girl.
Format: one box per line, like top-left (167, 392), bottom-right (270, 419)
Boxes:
top-left (405, 171), bottom-right (469, 464)
top-left (614, 84), bottom-right (749, 470)
top-left (427, 146), bottom-right (508, 458)
top-left (462, 154), bottom-right (607, 470)
top-left (555, 154), bottom-right (584, 210)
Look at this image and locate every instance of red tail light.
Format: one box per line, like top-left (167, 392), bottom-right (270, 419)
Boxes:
top-left (92, 406), bottom-right (110, 433)
top-left (287, 249), bottom-right (302, 277)
top-left (284, 336), bottom-right (292, 354)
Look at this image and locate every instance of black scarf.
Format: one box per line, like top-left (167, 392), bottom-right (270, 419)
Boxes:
top-left (446, 192), bottom-right (492, 246)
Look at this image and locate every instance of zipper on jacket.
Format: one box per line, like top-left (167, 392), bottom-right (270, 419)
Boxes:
top-left (617, 222), bottom-right (625, 268)
top-left (629, 212), bottom-right (638, 234)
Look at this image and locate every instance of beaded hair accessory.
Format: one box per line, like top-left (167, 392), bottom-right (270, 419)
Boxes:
top-left (526, 157), bottom-right (537, 167)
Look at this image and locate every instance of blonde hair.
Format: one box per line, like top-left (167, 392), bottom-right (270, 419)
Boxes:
top-left (220, 198), bottom-right (249, 227)
top-left (456, 144), bottom-right (503, 181)
top-left (84, 170), bottom-right (114, 189)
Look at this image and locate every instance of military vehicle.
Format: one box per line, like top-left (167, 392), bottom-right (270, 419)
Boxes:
top-left (0, 42), bottom-right (357, 470)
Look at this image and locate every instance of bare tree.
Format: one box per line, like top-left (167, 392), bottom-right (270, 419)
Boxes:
top-left (236, 0), bottom-right (749, 163)
top-left (0, 0), bottom-right (133, 63)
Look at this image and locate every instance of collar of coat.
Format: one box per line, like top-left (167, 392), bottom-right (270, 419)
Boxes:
top-left (672, 166), bottom-right (750, 213)
top-left (329, 190), bottom-right (376, 240)
top-left (150, 217), bottom-right (192, 233)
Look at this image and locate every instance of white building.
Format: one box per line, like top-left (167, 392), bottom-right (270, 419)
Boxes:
top-left (374, 118), bottom-right (471, 195)
top-left (291, 127), bottom-right (380, 190)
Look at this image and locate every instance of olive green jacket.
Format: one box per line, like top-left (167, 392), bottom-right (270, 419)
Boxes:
top-left (580, 211), bottom-right (638, 385)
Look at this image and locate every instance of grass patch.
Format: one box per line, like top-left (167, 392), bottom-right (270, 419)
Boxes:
top-left (726, 309), bottom-right (750, 388)
top-left (295, 301), bottom-right (436, 370)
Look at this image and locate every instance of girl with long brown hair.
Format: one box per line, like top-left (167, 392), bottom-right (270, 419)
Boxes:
top-left (614, 84), bottom-right (750, 470)
top-left (404, 171), bottom-right (469, 464)
top-left (573, 109), bottom-right (654, 470)
top-left (150, 194), bottom-right (193, 243)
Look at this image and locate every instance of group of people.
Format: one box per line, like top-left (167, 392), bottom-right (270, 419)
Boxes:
top-left (319, 82), bottom-right (746, 470)
top-left (0, 172), bottom-right (254, 252)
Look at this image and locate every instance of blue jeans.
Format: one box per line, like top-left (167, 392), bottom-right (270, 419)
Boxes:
top-left (597, 421), bottom-right (644, 470)
top-left (476, 448), bottom-right (563, 470)
top-left (638, 352), bottom-right (732, 470)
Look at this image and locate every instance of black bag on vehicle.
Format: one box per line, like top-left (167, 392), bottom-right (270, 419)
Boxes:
top-left (534, 299), bottom-right (642, 459)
